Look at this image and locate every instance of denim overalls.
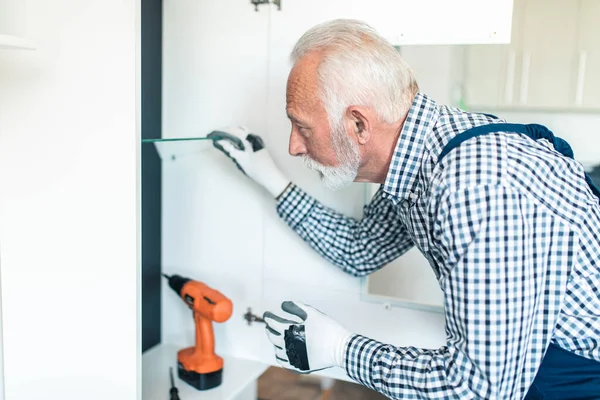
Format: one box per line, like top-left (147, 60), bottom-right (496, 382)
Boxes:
top-left (438, 122), bottom-right (600, 399)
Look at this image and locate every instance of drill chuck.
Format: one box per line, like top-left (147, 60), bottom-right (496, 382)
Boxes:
top-left (163, 274), bottom-right (190, 296)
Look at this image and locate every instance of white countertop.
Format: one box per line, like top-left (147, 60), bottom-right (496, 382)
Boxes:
top-left (142, 344), bottom-right (268, 400)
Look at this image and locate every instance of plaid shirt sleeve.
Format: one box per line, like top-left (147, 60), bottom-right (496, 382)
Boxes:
top-left (275, 183), bottom-right (414, 277)
top-left (345, 184), bottom-right (573, 399)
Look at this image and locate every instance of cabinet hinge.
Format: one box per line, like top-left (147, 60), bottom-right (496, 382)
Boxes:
top-left (250, 0), bottom-right (281, 12)
top-left (243, 307), bottom-right (265, 325)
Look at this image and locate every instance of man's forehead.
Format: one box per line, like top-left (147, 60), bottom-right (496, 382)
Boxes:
top-left (286, 69), bottom-right (314, 99)
top-left (286, 87), bottom-right (313, 124)
top-left (287, 80), bottom-right (318, 119)
top-left (286, 53), bottom-right (325, 123)
top-left (287, 54), bottom-right (320, 93)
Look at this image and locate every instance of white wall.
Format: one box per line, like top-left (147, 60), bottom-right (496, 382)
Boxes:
top-left (0, 1), bottom-right (139, 399)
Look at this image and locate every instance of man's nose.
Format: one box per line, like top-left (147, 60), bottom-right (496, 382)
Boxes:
top-left (289, 131), bottom-right (307, 157)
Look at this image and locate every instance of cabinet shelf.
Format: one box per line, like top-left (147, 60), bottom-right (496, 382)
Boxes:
top-left (142, 343), bottom-right (268, 400)
top-left (0, 34), bottom-right (35, 50)
top-left (142, 137), bottom-right (213, 161)
top-left (142, 136), bottom-right (211, 143)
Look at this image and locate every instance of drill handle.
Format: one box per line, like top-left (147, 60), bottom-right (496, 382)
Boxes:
top-left (195, 311), bottom-right (216, 356)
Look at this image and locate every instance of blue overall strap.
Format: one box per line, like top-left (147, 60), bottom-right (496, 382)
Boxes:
top-left (437, 123), bottom-right (600, 202)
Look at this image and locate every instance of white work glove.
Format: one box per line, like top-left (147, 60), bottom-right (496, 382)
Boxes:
top-left (207, 126), bottom-right (290, 199)
top-left (263, 301), bottom-right (353, 373)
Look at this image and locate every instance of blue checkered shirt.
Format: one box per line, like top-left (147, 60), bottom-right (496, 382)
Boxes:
top-left (275, 93), bottom-right (600, 399)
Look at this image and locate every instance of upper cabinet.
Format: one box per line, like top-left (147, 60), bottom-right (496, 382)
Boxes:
top-left (267, 0), bottom-right (515, 46)
top-left (519, 0), bottom-right (579, 109)
top-left (578, 0), bottom-right (600, 108)
top-left (464, 0), bottom-right (600, 111)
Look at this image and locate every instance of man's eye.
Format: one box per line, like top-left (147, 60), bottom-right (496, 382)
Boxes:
top-left (298, 126), bottom-right (310, 136)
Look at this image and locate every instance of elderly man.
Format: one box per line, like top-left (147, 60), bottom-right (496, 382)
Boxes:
top-left (210, 19), bottom-right (600, 400)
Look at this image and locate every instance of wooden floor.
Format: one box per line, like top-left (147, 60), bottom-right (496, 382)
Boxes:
top-left (257, 367), bottom-right (388, 400)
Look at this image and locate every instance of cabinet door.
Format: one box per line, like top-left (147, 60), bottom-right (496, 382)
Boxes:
top-left (462, 0), bottom-right (525, 109)
top-left (577, 0), bottom-right (600, 109)
top-left (400, 45), bottom-right (464, 107)
top-left (160, 0), bottom-right (273, 363)
top-left (463, 44), bottom-right (513, 108)
top-left (519, 0), bottom-right (579, 108)
top-left (1, 0), bottom-right (138, 398)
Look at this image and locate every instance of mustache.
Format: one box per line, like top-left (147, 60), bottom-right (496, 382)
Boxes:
top-left (301, 155), bottom-right (326, 171)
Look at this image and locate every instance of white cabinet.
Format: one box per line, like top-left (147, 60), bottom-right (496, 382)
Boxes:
top-left (265, 0), bottom-right (514, 46)
top-left (577, 0), bottom-right (600, 108)
top-left (463, 0), bottom-right (526, 108)
top-left (464, 0), bottom-right (600, 111)
top-left (463, 44), bottom-right (513, 108)
top-left (158, 0), bottom-right (516, 370)
top-left (366, 248), bottom-right (444, 310)
top-left (0, 0), bottom-right (138, 399)
top-left (158, 0), bottom-right (516, 390)
top-left (400, 45), bottom-right (465, 106)
top-left (519, 0), bottom-right (579, 108)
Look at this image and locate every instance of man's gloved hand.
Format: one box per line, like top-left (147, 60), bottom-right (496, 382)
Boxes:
top-left (207, 126), bottom-right (290, 199)
top-left (263, 301), bottom-right (353, 373)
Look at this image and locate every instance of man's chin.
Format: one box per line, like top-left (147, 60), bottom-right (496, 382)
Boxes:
top-left (301, 157), bottom-right (357, 189)
top-left (320, 174), bottom-right (355, 191)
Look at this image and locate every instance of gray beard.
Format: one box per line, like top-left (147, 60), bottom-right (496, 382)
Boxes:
top-left (301, 125), bottom-right (361, 190)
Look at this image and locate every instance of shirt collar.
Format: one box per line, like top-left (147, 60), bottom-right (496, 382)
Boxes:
top-left (382, 93), bottom-right (440, 204)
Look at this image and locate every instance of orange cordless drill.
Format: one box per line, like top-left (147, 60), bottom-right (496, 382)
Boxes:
top-left (163, 274), bottom-right (233, 390)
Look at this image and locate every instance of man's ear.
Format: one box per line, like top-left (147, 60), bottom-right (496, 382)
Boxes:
top-left (346, 106), bottom-right (371, 145)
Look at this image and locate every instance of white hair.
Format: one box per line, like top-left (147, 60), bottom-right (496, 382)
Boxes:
top-left (291, 19), bottom-right (419, 134)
